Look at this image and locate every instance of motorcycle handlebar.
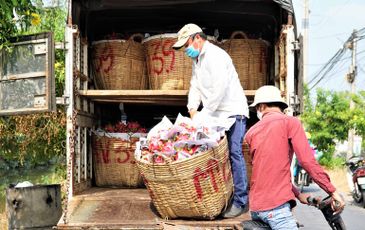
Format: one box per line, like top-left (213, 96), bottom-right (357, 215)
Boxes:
top-left (306, 196), bottom-right (342, 211)
top-left (306, 196), bottom-right (319, 206)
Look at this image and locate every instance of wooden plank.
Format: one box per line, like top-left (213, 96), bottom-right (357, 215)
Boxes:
top-left (79, 90), bottom-right (189, 96)
top-left (0, 71), bottom-right (46, 81)
top-left (78, 90), bottom-right (256, 104)
top-left (60, 188), bottom-right (250, 229)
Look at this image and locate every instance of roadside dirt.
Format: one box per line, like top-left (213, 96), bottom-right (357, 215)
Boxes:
top-left (326, 168), bottom-right (352, 200)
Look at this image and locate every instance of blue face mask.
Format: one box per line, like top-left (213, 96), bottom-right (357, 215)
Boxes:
top-left (185, 45), bottom-right (200, 58)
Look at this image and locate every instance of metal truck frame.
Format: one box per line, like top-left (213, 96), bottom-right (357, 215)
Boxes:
top-left (0, 1), bottom-right (302, 229)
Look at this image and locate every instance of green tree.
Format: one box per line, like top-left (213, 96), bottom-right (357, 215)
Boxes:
top-left (301, 86), bottom-right (365, 167)
top-left (301, 87), bottom-right (351, 166)
top-left (0, 0), bottom-right (67, 168)
top-left (351, 91), bottom-right (365, 137)
top-left (0, 0), bottom-right (37, 49)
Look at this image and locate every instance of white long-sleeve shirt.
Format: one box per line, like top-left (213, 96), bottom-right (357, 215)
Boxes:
top-left (187, 41), bottom-right (249, 120)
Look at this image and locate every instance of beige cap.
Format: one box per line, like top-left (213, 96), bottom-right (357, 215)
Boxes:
top-left (249, 85), bottom-right (288, 109)
top-left (172, 23), bottom-right (203, 49)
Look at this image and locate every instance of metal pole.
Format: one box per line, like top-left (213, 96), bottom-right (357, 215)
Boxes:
top-left (347, 29), bottom-right (357, 159)
top-left (302, 0), bottom-right (309, 84)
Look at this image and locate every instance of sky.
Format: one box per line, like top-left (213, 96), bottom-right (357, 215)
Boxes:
top-left (292, 0), bottom-right (365, 93)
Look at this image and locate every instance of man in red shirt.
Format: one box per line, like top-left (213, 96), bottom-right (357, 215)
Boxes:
top-left (244, 85), bottom-right (345, 229)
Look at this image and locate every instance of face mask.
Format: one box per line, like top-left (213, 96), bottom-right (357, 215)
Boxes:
top-left (257, 111), bottom-right (263, 120)
top-left (185, 45), bottom-right (200, 58)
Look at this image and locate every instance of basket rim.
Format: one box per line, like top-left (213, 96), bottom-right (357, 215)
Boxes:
top-left (92, 39), bottom-right (128, 45)
top-left (135, 136), bottom-right (227, 166)
top-left (142, 33), bottom-right (178, 43)
top-left (221, 38), bottom-right (271, 46)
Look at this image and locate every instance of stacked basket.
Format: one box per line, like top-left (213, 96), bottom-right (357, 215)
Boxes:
top-left (242, 141), bottom-right (252, 186)
top-left (93, 133), bottom-right (144, 187)
top-left (143, 34), bottom-right (193, 90)
top-left (92, 34), bottom-right (147, 90)
top-left (135, 136), bottom-right (233, 219)
top-left (221, 31), bottom-right (269, 90)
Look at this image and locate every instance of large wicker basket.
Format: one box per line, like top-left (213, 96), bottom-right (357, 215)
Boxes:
top-left (92, 133), bottom-right (144, 187)
top-left (242, 142), bottom-right (252, 187)
top-left (143, 34), bottom-right (193, 90)
top-left (221, 31), bottom-right (269, 90)
top-left (92, 34), bottom-right (147, 90)
top-left (135, 136), bottom-right (233, 220)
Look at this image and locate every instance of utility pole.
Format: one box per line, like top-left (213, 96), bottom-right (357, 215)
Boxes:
top-left (346, 29), bottom-right (357, 159)
top-left (302, 0), bottom-right (309, 84)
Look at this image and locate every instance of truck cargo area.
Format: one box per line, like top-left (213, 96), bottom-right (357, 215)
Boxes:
top-left (57, 0), bottom-right (299, 229)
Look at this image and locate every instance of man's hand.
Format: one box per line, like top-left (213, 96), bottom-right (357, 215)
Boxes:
top-left (297, 193), bottom-right (311, 204)
top-left (331, 191), bottom-right (345, 214)
top-left (189, 109), bottom-right (197, 119)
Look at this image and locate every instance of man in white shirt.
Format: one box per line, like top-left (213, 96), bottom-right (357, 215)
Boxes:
top-left (173, 23), bottom-right (250, 218)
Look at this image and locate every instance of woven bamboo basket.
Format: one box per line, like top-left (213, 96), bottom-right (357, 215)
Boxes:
top-left (143, 34), bottom-right (193, 90)
top-left (242, 142), bottom-right (252, 187)
top-left (222, 31), bottom-right (269, 90)
top-left (92, 133), bottom-right (144, 187)
top-left (135, 136), bottom-right (233, 220)
top-left (92, 34), bottom-right (147, 90)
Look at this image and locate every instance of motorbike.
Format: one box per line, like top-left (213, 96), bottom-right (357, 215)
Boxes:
top-left (292, 145), bottom-right (320, 192)
top-left (294, 165), bottom-right (312, 192)
top-left (346, 156), bottom-right (365, 208)
top-left (242, 196), bottom-right (346, 230)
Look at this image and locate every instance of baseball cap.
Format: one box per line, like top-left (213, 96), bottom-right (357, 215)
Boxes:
top-left (172, 23), bottom-right (203, 49)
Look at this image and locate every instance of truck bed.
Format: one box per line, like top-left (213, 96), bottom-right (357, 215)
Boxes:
top-left (57, 187), bottom-right (250, 229)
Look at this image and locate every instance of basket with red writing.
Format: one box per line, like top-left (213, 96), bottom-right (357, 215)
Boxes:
top-left (92, 33), bottom-right (147, 90)
top-left (92, 122), bottom-right (147, 187)
top-left (143, 33), bottom-right (193, 90)
top-left (135, 135), bottom-right (233, 220)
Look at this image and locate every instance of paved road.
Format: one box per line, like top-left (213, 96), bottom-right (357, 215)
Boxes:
top-left (294, 184), bottom-right (365, 229)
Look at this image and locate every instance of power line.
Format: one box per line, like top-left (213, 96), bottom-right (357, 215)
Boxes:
top-left (307, 51), bottom-right (365, 66)
top-left (308, 28), bottom-right (365, 89)
top-left (308, 48), bottom-right (348, 88)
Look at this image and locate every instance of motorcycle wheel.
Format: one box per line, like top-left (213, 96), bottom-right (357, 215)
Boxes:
top-left (331, 216), bottom-right (347, 230)
top-left (300, 173), bottom-right (307, 192)
top-left (353, 183), bottom-right (363, 203)
top-left (362, 191), bottom-right (365, 208)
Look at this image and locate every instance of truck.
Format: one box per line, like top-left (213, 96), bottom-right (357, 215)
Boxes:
top-left (0, 0), bottom-right (302, 229)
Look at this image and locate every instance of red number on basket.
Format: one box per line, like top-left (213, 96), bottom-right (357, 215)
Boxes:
top-left (193, 159), bottom-right (220, 201)
top-left (206, 159), bottom-right (219, 192)
top-left (222, 160), bottom-right (232, 182)
top-left (162, 39), bottom-right (175, 73)
top-left (100, 148), bottom-right (110, 164)
top-left (149, 39), bottom-right (176, 75)
top-left (95, 44), bottom-right (114, 74)
top-left (193, 168), bottom-right (208, 200)
top-left (116, 148), bottom-right (131, 164)
top-left (149, 41), bottom-right (164, 75)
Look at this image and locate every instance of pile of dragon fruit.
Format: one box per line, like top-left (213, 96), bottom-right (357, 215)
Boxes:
top-left (136, 114), bottom-right (225, 164)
